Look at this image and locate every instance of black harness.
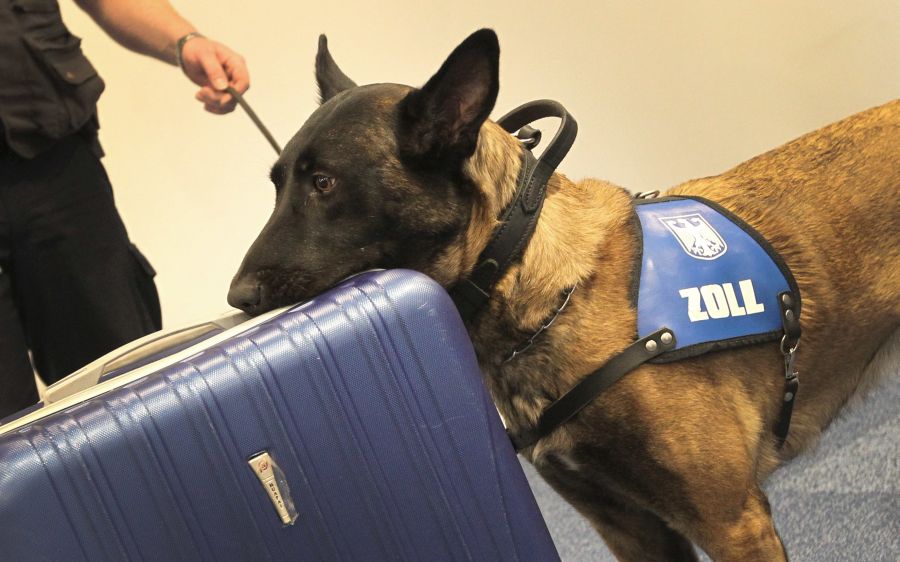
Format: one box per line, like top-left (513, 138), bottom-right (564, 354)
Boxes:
top-left (450, 100), bottom-right (578, 323)
top-left (450, 100), bottom-right (802, 452)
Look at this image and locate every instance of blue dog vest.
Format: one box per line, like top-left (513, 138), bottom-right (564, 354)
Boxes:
top-left (634, 196), bottom-right (799, 361)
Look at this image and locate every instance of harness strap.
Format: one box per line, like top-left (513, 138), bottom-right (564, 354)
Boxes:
top-left (451, 100), bottom-right (577, 324)
top-left (511, 298), bottom-right (800, 452)
top-left (510, 327), bottom-right (677, 451)
top-left (774, 291), bottom-right (801, 447)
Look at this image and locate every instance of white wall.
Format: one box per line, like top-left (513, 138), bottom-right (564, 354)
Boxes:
top-left (58, 0), bottom-right (900, 328)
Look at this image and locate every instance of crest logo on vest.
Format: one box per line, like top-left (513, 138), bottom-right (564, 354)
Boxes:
top-left (660, 213), bottom-right (727, 260)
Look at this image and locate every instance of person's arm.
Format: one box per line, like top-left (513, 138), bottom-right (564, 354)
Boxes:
top-left (73, 0), bottom-right (249, 114)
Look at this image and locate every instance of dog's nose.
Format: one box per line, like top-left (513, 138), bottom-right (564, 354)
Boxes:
top-left (228, 280), bottom-right (263, 315)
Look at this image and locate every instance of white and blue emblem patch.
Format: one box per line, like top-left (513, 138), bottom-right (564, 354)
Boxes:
top-left (659, 213), bottom-right (727, 260)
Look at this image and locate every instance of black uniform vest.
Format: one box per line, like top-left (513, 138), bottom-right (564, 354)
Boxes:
top-left (0, 0), bottom-right (104, 158)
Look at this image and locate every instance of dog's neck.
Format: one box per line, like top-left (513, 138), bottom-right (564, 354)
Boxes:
top-left (454, 121), bottom-right (640, 435)
top-left (464, 121), bottom-right (632, 331)
top-left (490, 173), bottom-right (636, 359)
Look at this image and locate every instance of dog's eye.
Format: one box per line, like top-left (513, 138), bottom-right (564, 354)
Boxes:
top-left (312, 174), bottom-right (335, 192)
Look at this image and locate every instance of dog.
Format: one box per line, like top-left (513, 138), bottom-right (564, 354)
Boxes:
top-left (228, 29), bottom-right (900, 561)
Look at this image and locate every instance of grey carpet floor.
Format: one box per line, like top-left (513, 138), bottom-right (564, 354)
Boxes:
top-left (523, 367), bottom-right (899, 561)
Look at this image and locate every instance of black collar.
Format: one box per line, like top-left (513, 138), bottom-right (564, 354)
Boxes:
top-left (450, 100), bottom-right (578, 324)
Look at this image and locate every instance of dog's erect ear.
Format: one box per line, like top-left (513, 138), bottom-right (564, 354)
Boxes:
top-left (399, 29), bottom-right (500, 162)
top-left (315, 35), bottom-right (357, 104)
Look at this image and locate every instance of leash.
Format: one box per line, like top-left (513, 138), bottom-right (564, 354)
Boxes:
top-left (226, 86), bottom-right (282, 154)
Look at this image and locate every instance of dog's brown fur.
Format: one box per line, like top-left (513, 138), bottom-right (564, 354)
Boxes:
top-left (230, 31), bottom-right (900, 561)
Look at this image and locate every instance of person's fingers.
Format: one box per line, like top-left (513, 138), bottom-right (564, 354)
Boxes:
top-left (221, 51), bottom-right (250, 94)
top-left (218, 98), bottom-right (238, 114)
top-left (197, 90), bottom-right (236, 113)
top-left (182, 39), bottom-right (247, 114)
top-left (195, 87), bottom-right (215, 103)
top-left (195, 87), bottom-right (233, 108)
top-left (206, 91), bottom-right (237, 113)
top-left (199, 51), bottom-right (229, 91)
top-left (203, 102), bottom-right (228, 115)
top-left (199, 89), bottom-right (232, 105)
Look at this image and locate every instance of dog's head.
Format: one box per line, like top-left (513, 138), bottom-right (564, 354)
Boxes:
top-left (228, 29), bottom-right (516, 314)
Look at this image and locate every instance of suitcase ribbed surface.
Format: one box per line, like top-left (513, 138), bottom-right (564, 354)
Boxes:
top-left (0, 270), bottom-right (558, 561)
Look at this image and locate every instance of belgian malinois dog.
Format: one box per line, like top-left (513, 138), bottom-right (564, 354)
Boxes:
top-left (228, 29), bottom-right (900, 561)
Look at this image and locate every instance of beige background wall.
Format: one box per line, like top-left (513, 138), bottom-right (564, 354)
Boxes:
top-left (58, 0), bottom-right (900, 328)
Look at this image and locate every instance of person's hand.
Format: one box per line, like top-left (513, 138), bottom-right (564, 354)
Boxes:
top-left (179, 37), bottom-right (249, 114)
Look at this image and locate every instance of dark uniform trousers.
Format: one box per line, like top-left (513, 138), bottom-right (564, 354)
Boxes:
top-left (0, 0), bottom-right (161, 418)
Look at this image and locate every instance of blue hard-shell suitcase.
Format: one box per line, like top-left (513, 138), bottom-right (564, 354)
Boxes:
top-left (0, 269), bottom-right (558, 561)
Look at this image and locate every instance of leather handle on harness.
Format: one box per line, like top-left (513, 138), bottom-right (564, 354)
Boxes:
top-left (496, 100), bottom-right (578, 212)
top-left (451, 100), bottom-right (578, 324)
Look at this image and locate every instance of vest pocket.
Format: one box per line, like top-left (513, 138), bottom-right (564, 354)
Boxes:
top-left (21, 35), bottom-right (105, 134)
top-left (14, 0), bottom-right (99, 88)
top-left (23, 35), bottom-right (100, 86)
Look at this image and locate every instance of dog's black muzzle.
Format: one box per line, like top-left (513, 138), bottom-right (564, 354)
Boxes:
top-left (227, 279), bottom-right (264, 315)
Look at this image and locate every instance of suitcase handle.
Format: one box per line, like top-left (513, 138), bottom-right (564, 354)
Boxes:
top-left (43, 310), bottom-right (251, 405)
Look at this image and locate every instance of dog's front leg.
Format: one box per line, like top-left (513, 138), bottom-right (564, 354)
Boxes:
top-left (555, 451), bottom-right (788, 562)
top-left (559, 482), bottom-right (699, 562)
top-left (684, 485), bottom-right (788, 562)
top-left (594, 511), bottom-right (699, 562)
